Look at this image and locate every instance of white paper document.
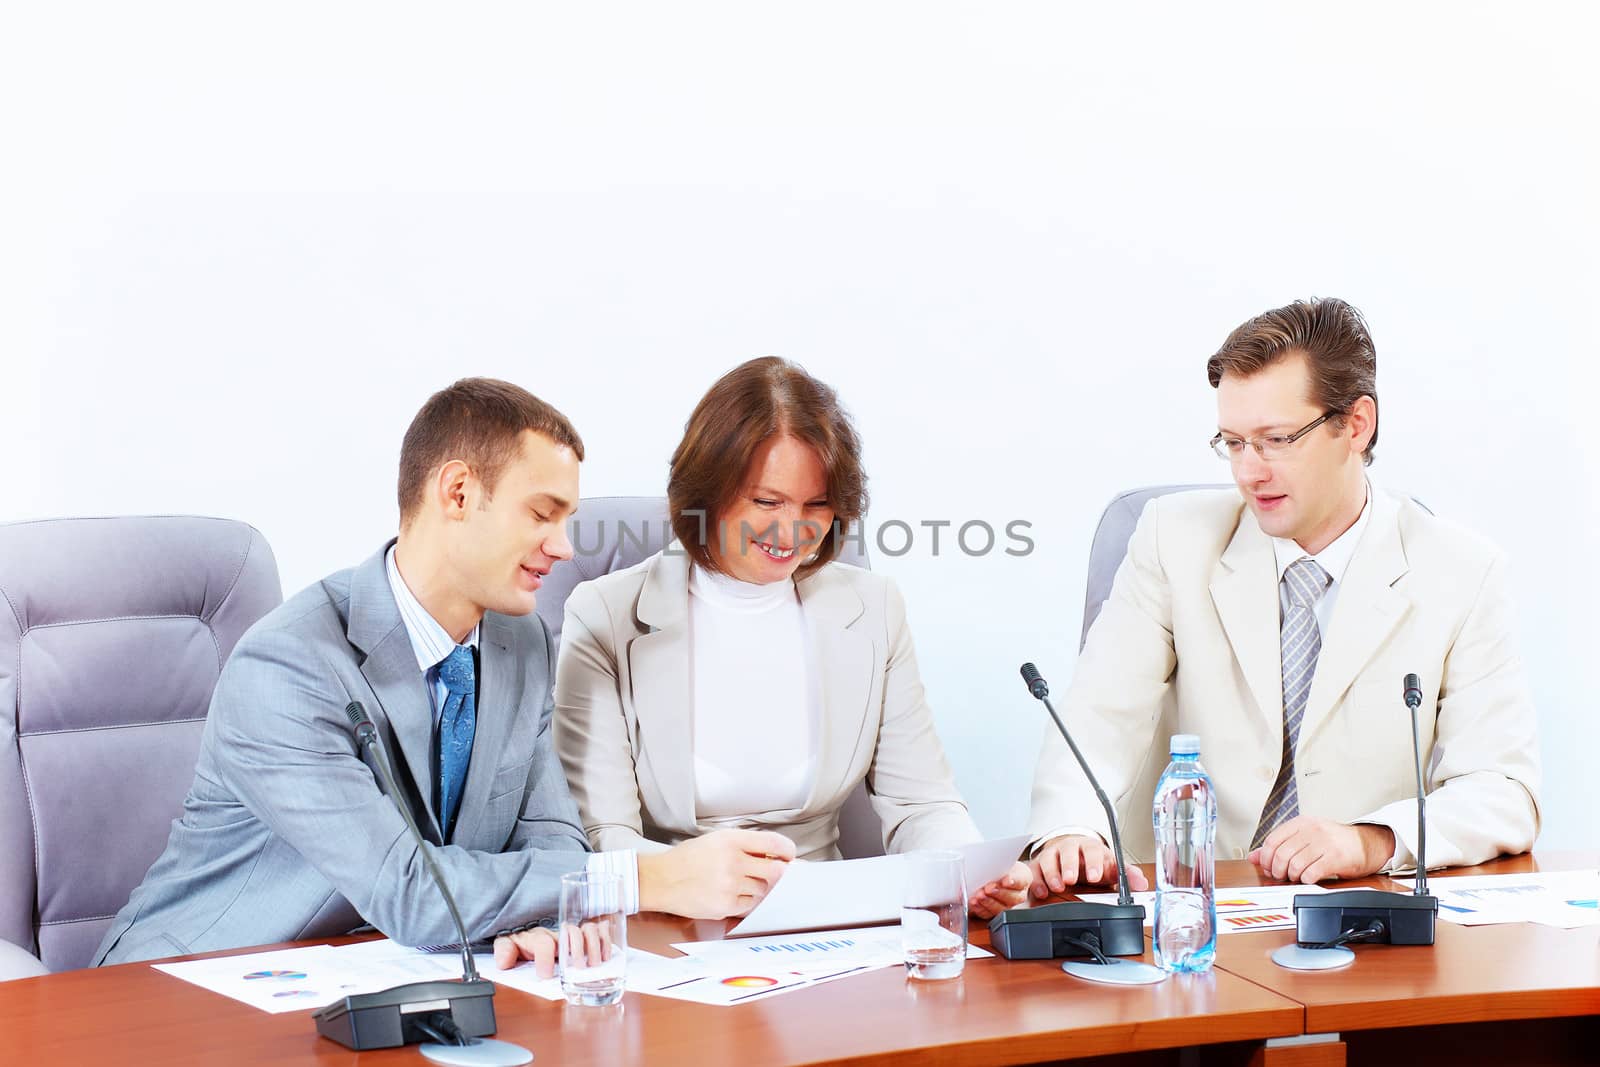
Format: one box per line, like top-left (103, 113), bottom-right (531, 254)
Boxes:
top-left (726, 834), bottom-right (1029, 937)
top-left (153, 942), bottom-right (460, 1014)
top-left (1075, 884), bottom-right (1332, 935)
top-left (624, 949), bottom-right (894, 1007)
top-left (1393, 870), bottom-right (1600, 928)
top-left (672, 923), bottom-right (994, 970)
top-left (157, 936), bottom-right (912, 1013)
top-left (478, 946), bottom-right (669, 1001)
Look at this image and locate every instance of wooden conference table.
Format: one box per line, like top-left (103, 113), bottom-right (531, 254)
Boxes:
top-left (1, 853), bottom-right (1594, 1067)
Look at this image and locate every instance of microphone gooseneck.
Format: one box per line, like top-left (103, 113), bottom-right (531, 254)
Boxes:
top-left (1400, 676), bottom-right (1429, 897)
top-left (1019, 663), bottom-right (1134, 906)
top-left (346, 701), bottom-right (480, 981)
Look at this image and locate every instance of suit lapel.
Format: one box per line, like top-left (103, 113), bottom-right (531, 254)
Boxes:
top-left (1300, 491), bottom-right (1411, 746)
top-left (1209, 507), bottom-right (1282, 740)
top-left (627, 552), bottom-right (697, 834)
top-left (348, 543), bottom-right (444, 843)
top-left (450, 614), bottom-right (518, 847)
top-left (796, 569), bottom-right (872, 814)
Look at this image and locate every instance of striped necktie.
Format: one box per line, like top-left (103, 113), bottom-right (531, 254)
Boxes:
top-left (1252, 557), bottom-right (1331, 847)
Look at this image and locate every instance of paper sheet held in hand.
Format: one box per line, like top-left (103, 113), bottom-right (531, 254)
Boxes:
top-left (726, 834), bottom-right (1029, 937)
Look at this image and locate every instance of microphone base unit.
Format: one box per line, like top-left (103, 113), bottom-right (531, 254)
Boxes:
top-left (314, 977), bottom-right (497, 1051)
top-left (1293, 889), bottom-right (1438, 948)
top-left (989, 901), bottom-right (1148, 960)
top-left (1061, 957), bottom-right (1168, 985)
top-left (420, 1037), bottom-right (535, 1066)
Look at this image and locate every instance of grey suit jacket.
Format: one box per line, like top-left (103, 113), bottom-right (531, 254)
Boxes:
top-left (94, 543), bottom-right (591, 966)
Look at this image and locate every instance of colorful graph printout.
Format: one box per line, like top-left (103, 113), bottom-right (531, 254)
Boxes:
top-left (1393, 871), bottom-right (1600, 928)
top-left (1076, 884), bottom-right (1331, 934)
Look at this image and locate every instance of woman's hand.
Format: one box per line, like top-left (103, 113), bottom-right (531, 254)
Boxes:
top-left (968, 861), bottom-right (1033, 919)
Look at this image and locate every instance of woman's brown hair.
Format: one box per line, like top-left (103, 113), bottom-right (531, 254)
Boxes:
top-left (668, 357), bottom-right (868, 579)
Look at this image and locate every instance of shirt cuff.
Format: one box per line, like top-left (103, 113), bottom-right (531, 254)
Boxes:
top-left (587, 848), bottom-right (641, 916)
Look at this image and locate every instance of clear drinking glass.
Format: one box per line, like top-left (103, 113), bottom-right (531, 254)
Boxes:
top-left (901, 849), bottom-right (967, 980)
top-left (559, 870), bottom-right (627, 1006)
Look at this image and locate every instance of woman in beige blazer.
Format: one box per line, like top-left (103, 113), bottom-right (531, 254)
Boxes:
top-left (554, 357), bottom-right (1028, 918)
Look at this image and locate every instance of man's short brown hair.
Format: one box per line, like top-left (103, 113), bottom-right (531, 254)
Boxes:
top-left (398, 377), bottom-right (584, 525)
top-left (668, 357), bottom-right (868, 579)
top-left (1206, 297), bottom-right (1379, 465)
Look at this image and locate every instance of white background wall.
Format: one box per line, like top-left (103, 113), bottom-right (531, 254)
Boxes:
top-left (5, 3), bottom-right (1595, 850)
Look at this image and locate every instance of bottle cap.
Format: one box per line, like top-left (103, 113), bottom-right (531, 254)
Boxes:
top-left (1170, 733), bottom-right (1200, 755)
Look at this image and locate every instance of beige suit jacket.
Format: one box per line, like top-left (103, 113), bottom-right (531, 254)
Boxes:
top-left (554, 551), bottom-right (982, 861)
top-left (1028, 488), bottom-right (1540, 869)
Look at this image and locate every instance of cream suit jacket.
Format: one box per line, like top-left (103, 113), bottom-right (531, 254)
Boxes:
top-left (554, 550), bottom-right (982, 861)
top-left (1028, 488), bottom-right (1540, 868)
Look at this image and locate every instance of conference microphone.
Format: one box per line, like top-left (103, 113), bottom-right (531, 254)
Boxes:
top-left (1282, 673), bottom-right (1438, 961)
top-left (1403, 672), bottom-right (1429, 898)
top-left (989, 663), bottom-right (1148, 964)
top-left (314, 701), bottom-right (507, 1058)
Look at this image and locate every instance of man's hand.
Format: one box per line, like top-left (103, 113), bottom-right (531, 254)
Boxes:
top-left (638, 829), bottom-right (797, 918)
top-left (968, 861), bottom-right (1033, 919)
top-left (560, 917), bottom-right (618, 970)
top-left (492, 926), bottom-right (558, 976)
top-left (1028, 834), bottom-right (1149, 899)
top-left (1248, 817), bottom-right (1394, 884)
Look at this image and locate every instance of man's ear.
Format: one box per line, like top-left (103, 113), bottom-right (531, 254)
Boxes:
top-left (434, 460), bottom-right (475, 521)
top-left (1346, 395), bottom-right (1377, 456)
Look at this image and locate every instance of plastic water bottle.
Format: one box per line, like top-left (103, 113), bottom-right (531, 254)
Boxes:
top-left (1152, 733), bottom-right (1217, 973)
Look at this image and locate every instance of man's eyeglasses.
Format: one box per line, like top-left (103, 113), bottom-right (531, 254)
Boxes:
top-left (1210, 411), bottom-right (1341, 462)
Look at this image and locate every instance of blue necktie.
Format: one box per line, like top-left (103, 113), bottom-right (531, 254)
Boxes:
top-left (436, 645), bottom-right (477, 841)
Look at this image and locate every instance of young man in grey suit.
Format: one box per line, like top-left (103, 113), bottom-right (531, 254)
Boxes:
top-left (96, 378), bottom-right (794, 972)
top-left (1026, 298), bottom-right (1540, 896)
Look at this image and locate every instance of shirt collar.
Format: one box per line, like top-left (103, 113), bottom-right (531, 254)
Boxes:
top-left (1270, 479), bottom-right (1373, 586)
top-left (385, 545), bottom-right (480, 674)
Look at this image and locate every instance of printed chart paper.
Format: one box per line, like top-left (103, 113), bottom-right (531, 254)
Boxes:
top-left (625, 950), bottom-right (894, 1007)
top-left (157, 937), bottom-right (911, 1012)
top-left (1392, 871), bottom-right (1600, 928)
top-left (672, 923), bottom-right (994, 970)
top-left (1076, 884), bottom-right (1332, 934)
top-left (152, 944), bottom-right (444, 1014)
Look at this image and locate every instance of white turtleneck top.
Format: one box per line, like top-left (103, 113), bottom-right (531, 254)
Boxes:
top-left (687, 564), bottom-right (822, 820)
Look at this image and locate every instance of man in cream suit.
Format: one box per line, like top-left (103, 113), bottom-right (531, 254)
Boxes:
top-left (1028, 298), bottom-right (1540, 895)
top-left (96, 379), bottom-right (792, 969)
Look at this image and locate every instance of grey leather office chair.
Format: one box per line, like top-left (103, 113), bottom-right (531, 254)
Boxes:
top-left (1079, 485), bottom-right (1222, 647)
top-left (534, 496), bottom-right (885, 859)
top-left (0, 517), bottom-right (282, 977)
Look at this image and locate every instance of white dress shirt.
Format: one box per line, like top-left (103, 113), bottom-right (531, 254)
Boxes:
top-left (1269, 482), bottom-right (1373, 638)
top-left (386, 546), bottom-right (639, 913)
top-left (688, 564), bottom-right (821, 820)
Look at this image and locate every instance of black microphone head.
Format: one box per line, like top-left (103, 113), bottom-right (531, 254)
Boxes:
top-left (1020, 662), bottom-right (1049, 700)
top-left (345, 701), bottom-right (370, 728)
top-left (1403, 673), bottom-right (1423, 709)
